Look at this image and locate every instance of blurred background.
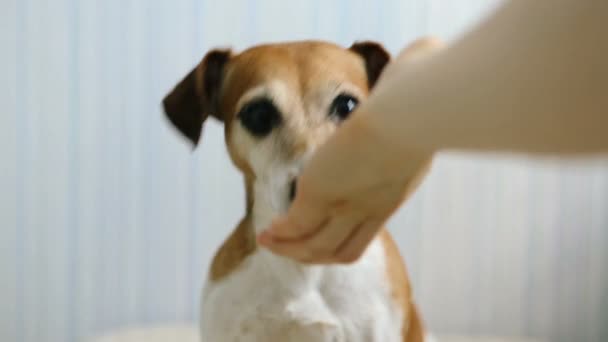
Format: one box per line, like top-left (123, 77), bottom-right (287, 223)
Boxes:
top-left (1, 0), bottom-right (607, 341)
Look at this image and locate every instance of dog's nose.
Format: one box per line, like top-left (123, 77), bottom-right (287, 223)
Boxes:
top-left (289, 178), bottom-right (297, 202)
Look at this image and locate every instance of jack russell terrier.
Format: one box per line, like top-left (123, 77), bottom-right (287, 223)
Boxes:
top-left (163, 38), bottom-right (441, 342)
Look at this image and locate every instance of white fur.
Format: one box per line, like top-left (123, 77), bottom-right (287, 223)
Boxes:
top-left (200, 77), bottom-right (411, 341)
top-left (200, 163), bottom-right (406, 341)
top-left (201, 232), bottom-right (405, 342)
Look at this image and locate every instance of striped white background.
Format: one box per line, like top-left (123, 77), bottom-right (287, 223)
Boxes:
top-left (2, 0), bottom-right (607, 341)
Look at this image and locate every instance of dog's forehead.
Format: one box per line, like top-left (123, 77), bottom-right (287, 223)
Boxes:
top-left (220, 42), bottom-right (369, 115)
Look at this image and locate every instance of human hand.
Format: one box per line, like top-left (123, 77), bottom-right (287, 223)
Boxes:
top-left (258, 116), bottom-right (432, 263)
top-left (257, 37), bottom-right (444, 264)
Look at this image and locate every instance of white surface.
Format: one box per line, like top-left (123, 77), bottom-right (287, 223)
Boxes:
top-left (90, 324), bottom-right (545, 342)
top-left (90, 325), bottom-right (199, 342)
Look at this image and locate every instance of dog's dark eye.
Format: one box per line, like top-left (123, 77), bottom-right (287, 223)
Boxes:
top-left (238, 99), bottom-right (282, 137)
top-left (329, 94), bottom-right (359, 121)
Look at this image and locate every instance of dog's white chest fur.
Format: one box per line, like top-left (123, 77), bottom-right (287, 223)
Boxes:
top-left (200, 238), bottom-right (404, 342)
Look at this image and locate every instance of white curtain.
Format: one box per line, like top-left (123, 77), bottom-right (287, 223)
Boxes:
top-left (2, 0), bottom-right (607, 341)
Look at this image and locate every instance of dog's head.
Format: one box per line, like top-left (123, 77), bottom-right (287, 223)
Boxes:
top-left (163, 41), bottom-right (389, 217)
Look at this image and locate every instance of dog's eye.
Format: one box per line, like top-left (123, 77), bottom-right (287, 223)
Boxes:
top-left (329, 94), bottom-right (359, 121)
top-left (238, 99), bottom-right (282, 137)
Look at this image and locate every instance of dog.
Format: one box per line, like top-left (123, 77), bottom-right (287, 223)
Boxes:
top-left (163, 38), bottom-right (439, 342)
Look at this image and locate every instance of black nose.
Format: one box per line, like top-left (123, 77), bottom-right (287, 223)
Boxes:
top-left (289, 179), bottom-right (297, 202)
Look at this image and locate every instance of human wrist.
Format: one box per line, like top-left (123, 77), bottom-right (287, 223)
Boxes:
top-left (356, 100), bottom-right (435, 153)
top-left (347, 107), bottom-right (434, 178)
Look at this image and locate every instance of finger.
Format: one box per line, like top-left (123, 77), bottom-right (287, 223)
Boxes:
top-left (332, 218), bottom-right (384, 264)
top-left (266, 193), bottom-right (332, 240)
top-left (258, 231), bottom-right (317, 261)
top-left (287, 210), bottom-right (367, 262)
top-left (259, 210), bottom-right (364, 262)
top-left (262, 214), bottom-right (328, 243)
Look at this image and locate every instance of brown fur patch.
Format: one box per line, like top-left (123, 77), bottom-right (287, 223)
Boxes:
top-left (379, 230), bottom-right (425, 341)
top-left (379, 231), bottom-right (412, 337)
top-left (405, 303), bottom-right (425, 342)
top-left (210, 217), bottom-right (256, 281)
top-left (163, 50), bottom-right (231, 146)
top-left (349, 41), bottom-right (391, 87)
top-left (219, 41), bottom-right (369, 125)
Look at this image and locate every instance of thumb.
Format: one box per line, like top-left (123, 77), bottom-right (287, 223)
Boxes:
top-left (264, 190), bottom-right (330, 240)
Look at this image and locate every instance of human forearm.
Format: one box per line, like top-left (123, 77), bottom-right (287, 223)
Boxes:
top-left (361, 0), bottom-right (608, 155)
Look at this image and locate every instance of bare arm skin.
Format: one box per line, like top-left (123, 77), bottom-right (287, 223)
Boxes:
top-left (259, 0), bottom-right (608, 264)
top-left (364, 0), bottom-right (608, 155)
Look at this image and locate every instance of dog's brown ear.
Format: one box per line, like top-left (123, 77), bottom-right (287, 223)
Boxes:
top-left (162, 49), bottom-right (232, 146)
top-left (349, 41), bottom-right (390, 88)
